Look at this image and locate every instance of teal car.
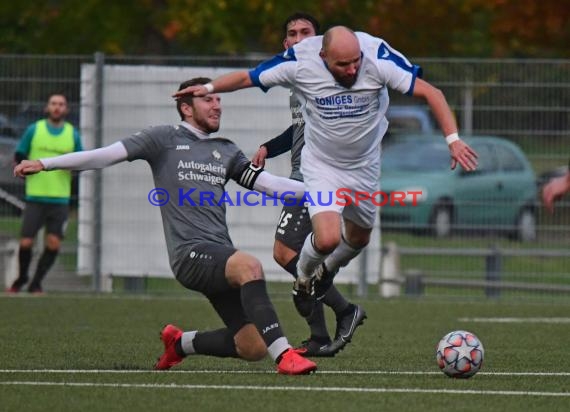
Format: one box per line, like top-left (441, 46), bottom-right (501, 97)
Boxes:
top-left (380, 134), bottom-right (538, 241)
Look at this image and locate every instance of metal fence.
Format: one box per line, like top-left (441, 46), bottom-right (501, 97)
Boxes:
top-left (0, 54), bottom-right (568, 299)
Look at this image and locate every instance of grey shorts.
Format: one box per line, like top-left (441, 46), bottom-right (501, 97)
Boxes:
top-left (175, 242), bottom-right (248, 333)
top-left (274, 203), bottom-right (312, 253)
top-left (21, 202), bottom-right (69, 239)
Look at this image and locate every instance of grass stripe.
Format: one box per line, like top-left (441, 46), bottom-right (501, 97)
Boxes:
top-left (0, 381), bottom-right (568, 397)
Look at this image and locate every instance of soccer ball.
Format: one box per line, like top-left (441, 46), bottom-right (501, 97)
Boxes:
top-left (436, 330), bottom-right (484, 378)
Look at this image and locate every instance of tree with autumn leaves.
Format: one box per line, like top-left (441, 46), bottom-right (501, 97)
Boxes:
top-left (0, 0), bottom-right (568, 57)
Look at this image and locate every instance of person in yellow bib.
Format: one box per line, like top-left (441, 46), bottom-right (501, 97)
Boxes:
top-left (7, 93), bottom-right (82, 294)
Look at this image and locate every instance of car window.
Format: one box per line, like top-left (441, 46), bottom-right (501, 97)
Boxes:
top-left (386, 106), bottom-right (436, 134)
top-left (382, 141), bottom-right (449, 172)
top-left (0, 114), bottom-right (17, 138)
top-left (494, 144), bottom-right (525, 172)
top-left (388, 117), bottom-right (423, 133)
top-left (468, 143), bottom-right (498, 174)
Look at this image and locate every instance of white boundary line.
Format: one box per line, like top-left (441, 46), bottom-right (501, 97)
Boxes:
top-left (459, 317), bottom-right (570, 323)
top-left (0, 381), bottom-right (568, 397)
top-left (1, 369), bottom-right (569, 377)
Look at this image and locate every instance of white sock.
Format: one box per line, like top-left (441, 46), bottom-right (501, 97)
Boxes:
top-left (297, 233), bottom-right (327, 279)
top-left (180, 331), bottom-right (197, 355)
top-left (267, 337), bottom-right (291, 361)
top-left (324, 235), bottom-right (362, 273)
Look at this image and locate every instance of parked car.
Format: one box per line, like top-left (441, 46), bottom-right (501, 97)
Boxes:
top-left (11, 103), bottom-right (46, 137)
top-left (11, 102), bottom-right (79, 137)
top-left (385, 105), bottom-right (436, 135)
top-left (380, 134), bottom-right (538, 241)
top-left (536, 165), bottom-right (568, 189)
top-left (0, 114), bottom-right (18, 138)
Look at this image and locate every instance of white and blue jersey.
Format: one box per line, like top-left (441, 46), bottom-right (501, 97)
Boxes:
top-left (249, 32), bottom-right (422, 169)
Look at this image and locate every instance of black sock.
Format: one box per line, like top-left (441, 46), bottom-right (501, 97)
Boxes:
top-left (192, 328), bottom-right (238, 358)
top-left (309, 334), bottom-right (332, 345)
top-left (241, 279), bottom-right (284, 348)
top-left (174, 339), bottom-right (186, 358)
top-left (322, 285), bottom-right (350, 315)
top-left (13, 247), bottom-right (32, 287)
top-left (305, 301), bottom-right (330, 340)
top-left (29, 248), bottom-right (58, 289)
top-left (337, 303), bottom-right (356, 319)
top-left (283, 256), bottom-right (299, 278)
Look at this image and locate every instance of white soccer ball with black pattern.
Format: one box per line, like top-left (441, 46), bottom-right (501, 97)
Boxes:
top-left (436, 330), bottom-right (484, 378)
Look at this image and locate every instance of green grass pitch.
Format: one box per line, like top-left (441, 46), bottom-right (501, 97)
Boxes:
top-left (1, 291), bottom-right (569, 411)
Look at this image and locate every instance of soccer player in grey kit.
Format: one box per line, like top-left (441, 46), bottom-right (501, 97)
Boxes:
top-left (13, 77), bottom-right (317, 375)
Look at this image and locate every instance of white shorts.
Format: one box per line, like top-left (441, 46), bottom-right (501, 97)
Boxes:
top-left (300, 147), bottom-right (380, 229)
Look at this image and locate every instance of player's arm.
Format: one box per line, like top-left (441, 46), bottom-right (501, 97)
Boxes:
top-left (412, 78), bottom-right (457, 138)
top-left (13, 124), bottom-right (35, 163)
top-left (174, 51), bottom-right (296, 98)
top-left (542, 165), bottom-right (570, 214)
top-left (14, 151), bottom-right (27, 163)
top-left (173, 71), bottom-right (254, 98)
top-left (251, 125), bottom-right (294, 167)
top-left (14, 142), bottom-right (128, 177)
top-left (412, 78), bottom-right (478, 172)
top-left (235, 163), bottom-right (305, 199)
top-left (73, 128), bottom-right (84, 152)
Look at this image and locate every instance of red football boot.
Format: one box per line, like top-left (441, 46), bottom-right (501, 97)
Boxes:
top-left (154, 324), bottom-right (184, 370)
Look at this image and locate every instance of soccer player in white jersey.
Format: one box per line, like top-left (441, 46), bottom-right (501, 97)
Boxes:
top-left (251, 13), bottom-right (366, 357)
top-left (175, 26), bottom-right (479, 318)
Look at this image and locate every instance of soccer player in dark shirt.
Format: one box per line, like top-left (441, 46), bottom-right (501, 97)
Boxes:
top-left (14, 78), bottom-right (317, 375)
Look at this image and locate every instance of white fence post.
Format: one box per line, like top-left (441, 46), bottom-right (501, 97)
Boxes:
top-left (2, 239), bottom-right (19, 289)
top-left (379, 241), bottom-right (402, 298)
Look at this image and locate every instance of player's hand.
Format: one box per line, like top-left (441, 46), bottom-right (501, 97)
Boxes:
top-left (172, 85), bottom-right (208, 99)
top-left (251, 146), bottom-right (268, 167)
top-left (14, 160), bottom-right (45, 177)
top-left (448, 139), bottom-right (478, 171)
top-left (542, 174), bottom-right (570, 214)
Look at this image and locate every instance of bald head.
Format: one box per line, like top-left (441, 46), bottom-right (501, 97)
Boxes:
top-left (322, 26), bottom-right (358, 54)
top-left (320, 26), bottom-right (361, 88)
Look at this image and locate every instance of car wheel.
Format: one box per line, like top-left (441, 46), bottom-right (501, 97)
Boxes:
top-left (431, 205), bottom-right (452, 238)
top-left (516, 208), bottom-right (536, 242)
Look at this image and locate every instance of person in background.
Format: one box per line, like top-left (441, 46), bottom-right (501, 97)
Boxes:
top-left (7, 93), bottom-right (82, 294)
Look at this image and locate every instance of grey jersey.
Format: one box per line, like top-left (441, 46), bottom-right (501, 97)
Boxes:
top-left (122, 125), bottom-right (250, 275)
top-left (289, 90), bottom-right (305, 181)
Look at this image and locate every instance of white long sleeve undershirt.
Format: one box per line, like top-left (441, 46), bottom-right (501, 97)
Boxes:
top-left (40, 141), bottom-right (307, 198)
top-left (40, 142), bottom-right (128, 171)
top-left (253, 172), bottom-right (306, 199)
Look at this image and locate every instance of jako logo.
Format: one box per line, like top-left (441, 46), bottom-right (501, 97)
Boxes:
top-left (262, 323), bottom-right (279, 334)
top-left (176, 145), bottom-right (190, 150)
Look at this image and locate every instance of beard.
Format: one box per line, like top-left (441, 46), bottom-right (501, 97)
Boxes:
top-left (197, 117), bottom-right (220, 134)
top-left (336, 76), bottom-right (357, 88)
top-left (48, 112), bottom-right (65, 123)
top-left (333, 69), bottom-right (359, 88)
